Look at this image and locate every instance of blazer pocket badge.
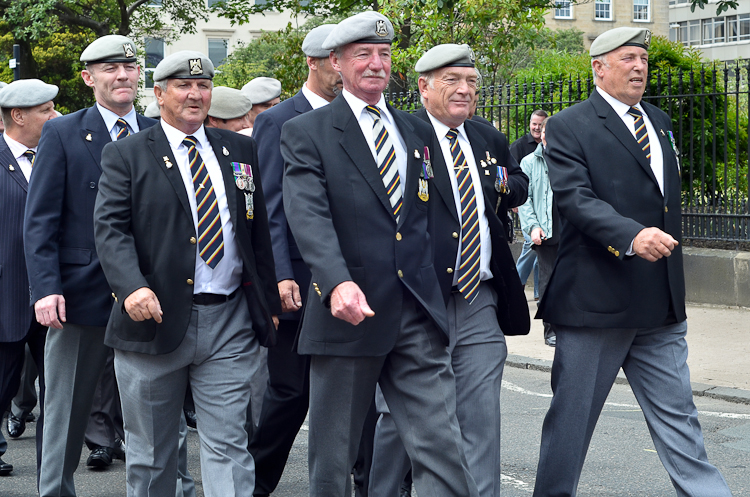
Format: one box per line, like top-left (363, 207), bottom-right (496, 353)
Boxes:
top-left (232, 162), bottom-right (255, 219)
top-left (418, 146), bottom-right (433, 202)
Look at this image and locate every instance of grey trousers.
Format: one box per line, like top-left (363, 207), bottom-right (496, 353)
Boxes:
top-left (115, 293), bottom-right (259, 497)
top-left (370, 283), bottom-right (507, 497)
top-left (308, 296), bottom-right (479, 497)
top-left (533, 321), bottom-right (732, 497)
top-left (39, 324), bottom-right (111, 497)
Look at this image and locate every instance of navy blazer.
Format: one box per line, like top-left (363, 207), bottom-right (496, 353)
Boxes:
top-left (254, 90), bottom-right (313, 321)
top-left (0, 136), bottom-right (34, 342)
top-left (281, 95), bottom-right (448, 356)
top-left (539, 91), bottom-right (686, 328)
top-left (24, 106), bottom-right (157, 327)
top-left (415, 109), bottom-right (530, 336)
top-left (94, 123), bottom-right (282, 354)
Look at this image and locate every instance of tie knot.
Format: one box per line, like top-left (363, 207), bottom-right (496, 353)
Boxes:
top-left (366, 105), bottom-right (381, 119)
top-left (446, 129), bottom-right (459, 143)
top-left (182, 136), bottom-right (198, 149)
top-left (627, 107), bottom-right (642, 119)
top-left (116, 118), bottom-right (129, 130)
top-left (23, 150), bottom-right (35, 165)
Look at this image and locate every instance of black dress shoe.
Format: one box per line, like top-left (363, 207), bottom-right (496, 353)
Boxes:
top-left (112, 438), bottom-right (126, 461)
top-left (25, 412), bottom-right (35, 422)
top-left (0, 457), bottom-right (13, 476)
top-left (7, 413), bottom-right (25, 438)
top-left (545, 335), bottom-right (557, 347)
top-left (86, 447), bottom-right (113, 468)
top-left (184, 409), bottom-right (197, 429)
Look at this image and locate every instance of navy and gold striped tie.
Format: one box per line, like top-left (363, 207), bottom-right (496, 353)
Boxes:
top-left (447, 129), bottom-right (480, 304)
top-left (115, 118), bottom-right (130, 141)
top-left (183, 136), bottom-right (224, 269)
top-left (22, 150), bottom-right (35, 166)
top-left (627, 107), bottom-right (651, 164)
top-left (366, 105), bottom-right (402, 222)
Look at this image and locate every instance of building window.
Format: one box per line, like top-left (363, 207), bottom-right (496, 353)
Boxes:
top-left (688, 20), bottom-right (701, 46)
top-left (703, 17), bottom-right (726, 45)
top-left (208, 38), bottom-right (228, 68)
top-left (595, 0), bottom-right (611, 20)
top-left (144, 37), bottom-right (164, 89)
top-left (739, 14), bottom-right (750, 41)
top-left (633, 0), bottom-right (649, 21)
top-left (555, 1), bottom-right (572, 19)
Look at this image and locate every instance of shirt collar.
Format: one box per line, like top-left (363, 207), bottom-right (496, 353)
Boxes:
top-left (2, 133), bottom-right (36, 159)
top-left (302, 83), bottom-right (332, 110)
top-left (596, 86), bottom-right (645, 118)
top-left (160, 119), bottom-right (209, 151)
top-left (426, 110), bottom-right (467, 143)
top-left (342, 89), bottom-right (392, 125)
top-left (96, 103), bottom-right (138, 135)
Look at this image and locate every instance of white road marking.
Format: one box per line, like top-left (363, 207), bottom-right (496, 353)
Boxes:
top-left (502, 381), bottom-right (750, 419)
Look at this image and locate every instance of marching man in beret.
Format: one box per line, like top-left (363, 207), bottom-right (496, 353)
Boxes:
top-left (24, 35), bottom-right (157, 494)
top-left (281, 12), bottom-right (479, 497)
top-left (0, 79), bottom-right (58, 478)
top-left (533, 26), bottom-right (732, 496)
top-left (93, 50), bottom-right (281, 496)
top-left (240, 77), bottom-right (282, 136)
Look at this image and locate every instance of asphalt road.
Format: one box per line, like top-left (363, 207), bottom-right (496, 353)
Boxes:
top-left (2, 366), bottom-right (749, 496)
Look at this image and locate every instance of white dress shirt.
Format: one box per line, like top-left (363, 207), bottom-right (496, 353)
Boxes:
top-left (427, 112), bottom-right (493, 285)
top-left (302, 83), bottom-right (332, 110)
top-left (3, 134), bottom-right (35, 182)
top-left (341, 90), bottom-right (408, 194)
top-left (160, 120), bottom-right (243, 295)
top-left (97, 103), bottom-right (140, 141)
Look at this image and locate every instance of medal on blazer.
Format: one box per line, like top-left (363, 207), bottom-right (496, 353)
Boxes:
top-left (667, 130), bottom-right (681, 176)
top-left (495, 164), bottom-right (509, 194)
top-left (232, 162), bottom-right (255, 218)
top-left (418, 146), bottom-right (433, 202)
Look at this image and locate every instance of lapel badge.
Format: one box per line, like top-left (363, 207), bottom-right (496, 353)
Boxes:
top-left (485, 170), bottom-right (490, 176)
top-left (480, 160), bottom-right (487, 168)
top-left (486, 151), bottom-right (497, 165)
top-left (123, 43), bottom-right (135, 58)
top-left (414, 149), bottom-right (420, 159)
top-left (163, 156), bottom-right (173, 169)
top-left (189, 58), bottom-right (203, 76)
top-left (660, 129), bottom-right (666, 137)
top-left (85, 133), bottom-right (92, 142)
top-left (9, 164), bottom-right (15, 171)
top-left (222, 146), bottom-right (229, 156)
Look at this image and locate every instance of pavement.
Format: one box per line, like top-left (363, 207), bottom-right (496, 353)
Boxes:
top-left (507, 287), bottom-right (750, 404)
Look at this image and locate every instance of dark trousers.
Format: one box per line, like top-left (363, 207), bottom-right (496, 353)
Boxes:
top-left (249, 319), bottom-right (310, 496)
top-left (534, 243), bottom-right (558, 339)
top-left (0, 319), bottom-right (46, 474)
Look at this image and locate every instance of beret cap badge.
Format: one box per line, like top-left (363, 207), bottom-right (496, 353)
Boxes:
top-left (123, 43), bottom-right (135, 58)
top-left (644, 30), bottom-right (651, 48)
top-left (375, 20), bottom-right (388, 37)
top-left (189, 58), bottom-right (203, 76)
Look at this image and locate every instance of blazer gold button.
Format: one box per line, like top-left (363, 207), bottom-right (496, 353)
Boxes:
top-left (190, 237), bottom-right (197, 245)
top-left (615, 250), bottom-right (620, 257)
top-left (111, 292), bottom-right (118, 302)
top-left (447, 268), bottom-right (454, 274)
top-left (397, 270), bottom-right (403, 278)
top-left (452, 232), bottom-right (459, 239)
top-left (396, 232), bottom-right (402, 241)
top-left (187, 279), bottom-right (194, 285)
top-left (664, 206), bottom-right (669, 213)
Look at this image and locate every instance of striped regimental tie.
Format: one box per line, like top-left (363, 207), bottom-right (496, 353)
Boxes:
top-left (183, 136), bottom-right (224, 269)
top-left (22, 149), bottom-right (35, 166)
top-left (115, 118), bottom-right (130, 141)
top-left (366, 105), bottom-right (403, 223)
top-left (447, 128), bottom-right (480, 304)
top-left (627, 106), bottom-right (651, 164)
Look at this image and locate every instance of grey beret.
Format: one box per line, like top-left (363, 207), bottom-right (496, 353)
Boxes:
top-left (80, 35), bottom-right (137, 64)
top-left (302, 24), bottom-right (337, 58)
top-left (0, 79), bottom-right (59, 109)
top-left (144, 101), bottom-right (161, 119)
top-left (590, 27), bottom-right (651, 57)
top-left (322, 11), bottom-right (394, 50)
top-left (241, 77), bottom-right (281, 104)
top-left (208, 87), bottom-right (253, 119)
top-left (415, 44), bottom-right (476, 73)
top-left (153, 51), bottom-right (214, 80)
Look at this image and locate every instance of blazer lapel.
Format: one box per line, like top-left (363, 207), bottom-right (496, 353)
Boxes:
top-left (334, 97), bottom-right (395, 219)
top-left (465, 125), bottom-right (497, 204)
top-left (293, 91), bottom-right (313, 115)
top-left (206, 128), bottom-right (240, 225)
top-left (0, 140), bottom-right (28, 192)
top-left (147, 123), bottom-right (193, 220)
top-left (591, 93), bottom-right (659, 188)
top-left (81, 106), bottom-right (113, 172)
top-left (650, 111), bottom-right (679, 205)
top-left (414, 108), bottom-right (458, 223)
top-left (389, 105), bottom-right (421, 228)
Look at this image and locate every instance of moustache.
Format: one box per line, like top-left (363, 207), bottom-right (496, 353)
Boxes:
top-left (362, 70), bottom-right (386, 79)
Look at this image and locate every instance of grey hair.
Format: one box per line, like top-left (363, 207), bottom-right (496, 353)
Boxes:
top-left (591, 54), bottom-right (608, 83)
